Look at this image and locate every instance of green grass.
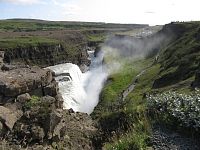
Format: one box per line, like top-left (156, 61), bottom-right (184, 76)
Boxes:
top-left (125, 64), bottom-right (160, 108)
top-left (0, 19), bottom-right (147, 32)
top-left (154, 22), bottom-right (200, 87)
top-left (86, 33), bottom-right (106, 43)
top-left (93, 22), bottom-right (200, 149)
top-left (92, 57), bottom-right (156, 149)
top-left (100, 58), bottom-right (153, 107)
top-left (102, 63), bottom-right (160, 149)
top-left (0, 36), bottom-right (59, 49)
top-left (24, 95), bottom-right (40, 109)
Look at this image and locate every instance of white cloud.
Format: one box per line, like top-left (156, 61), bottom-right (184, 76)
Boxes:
top-left (0, 0), bottom-right (45, 5)
top-left (1, 0), bottom-right (200, 25)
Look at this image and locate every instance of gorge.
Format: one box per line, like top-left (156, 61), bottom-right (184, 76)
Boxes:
top-left (48, 49), bottom-right (108, 114)
top-left (0, 20), bottom-right (200, 149)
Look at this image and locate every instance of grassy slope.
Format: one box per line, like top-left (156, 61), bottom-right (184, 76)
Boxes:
top-left (93, 22), bottom-right (200, 149)
top-left (0, 19), bottom-right (148, 31)
top-left (0, 19), bottom-right (141, 50)
top-left (92, 57), bottom-right (155, 149)
top-left (101, 62), bottom-right (160, 150)
top-left (0, 36), bottom-right (59, 49)
top-left (153, 22), bottom-right (200, 88)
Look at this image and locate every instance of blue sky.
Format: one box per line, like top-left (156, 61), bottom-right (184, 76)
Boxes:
top-left (0, 0), bottom-right (200, 25)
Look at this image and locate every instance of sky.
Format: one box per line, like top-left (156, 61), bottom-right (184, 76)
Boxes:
top-left (0, 0), bottom-right (199, 25)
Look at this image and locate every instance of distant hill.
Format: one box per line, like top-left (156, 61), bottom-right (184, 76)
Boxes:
top-left (0, 18), bottom-right (149, 32)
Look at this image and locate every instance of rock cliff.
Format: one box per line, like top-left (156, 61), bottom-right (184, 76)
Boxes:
top-left (2, 43), bottom-right (90, 68)
top-left (0, 66), bottom-right (97, 149)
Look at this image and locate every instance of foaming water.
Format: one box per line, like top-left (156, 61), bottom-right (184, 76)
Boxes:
top-left (48, 50), bottom-right (107, 114)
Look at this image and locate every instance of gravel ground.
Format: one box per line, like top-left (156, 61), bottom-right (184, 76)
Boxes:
top-left (151, 125), bottom-right (200, 150)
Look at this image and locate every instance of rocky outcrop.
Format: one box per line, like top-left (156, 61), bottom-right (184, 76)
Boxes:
top-left (17, 93), bottom-right (31, 103)
top-left (0, 65), bottom-right (97, 149)
top-left (0, 66), bottom-right (53, 97)
top-left (2, 43), bottom-right (90, 68)
top-left (0, 96), bottom-right (96, 150)
top-left (0, 106), bottom-right (23, 130)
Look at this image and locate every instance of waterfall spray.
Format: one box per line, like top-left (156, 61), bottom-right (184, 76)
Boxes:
top-left (48, 49), bottom-right (108, 114)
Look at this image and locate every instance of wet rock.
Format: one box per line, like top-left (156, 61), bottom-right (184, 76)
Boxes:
top-left (43, 80), bottom-right (58, 97)
top-left (0, 106), bottom-right (23, 130)
top-left (68, 108), bottom-right (75, 114)
top-left (79, 64), bottom-right (89, 73)
top-left (17, 93), bottom-right (31, 103)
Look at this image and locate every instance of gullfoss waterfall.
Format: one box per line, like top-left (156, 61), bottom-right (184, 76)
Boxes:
top-left (48, 50), bottom-right (107, 114)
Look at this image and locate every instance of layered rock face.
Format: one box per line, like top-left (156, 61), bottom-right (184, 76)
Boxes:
top-left (0, 66), bottom-right (96, 150)
top-left (3, 43), bottom-right (90, 68)
top-left (0, 66), bottom-right (53, 97)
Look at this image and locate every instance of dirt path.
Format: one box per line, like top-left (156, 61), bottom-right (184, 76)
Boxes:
top-left (121, 68), bottom-right (148, 101)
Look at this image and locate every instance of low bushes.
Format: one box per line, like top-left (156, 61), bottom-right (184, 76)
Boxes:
top-left (147, 91), bottom-right (200, 131)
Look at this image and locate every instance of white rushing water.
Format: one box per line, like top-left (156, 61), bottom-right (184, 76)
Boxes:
top-left (48, 50), bottom-right (108, 114)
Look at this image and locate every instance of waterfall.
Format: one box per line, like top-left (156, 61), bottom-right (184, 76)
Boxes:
top-left (48, 50), bottom-right (107, 114)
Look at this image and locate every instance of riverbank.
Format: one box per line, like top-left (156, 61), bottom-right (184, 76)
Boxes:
top-left (92, 21), bottom-right (200, 149)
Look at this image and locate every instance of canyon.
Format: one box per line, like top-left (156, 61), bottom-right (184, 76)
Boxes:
top-left (0, 20), bottom-right (200, 149)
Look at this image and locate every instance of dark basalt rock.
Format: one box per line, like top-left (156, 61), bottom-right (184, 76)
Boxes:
top-left (191, 71), bottom-right (200, 88)
top-left (3, 99), bottom-right (96, 149)
top-left (43, 80), bottom-right (59, 97)
top-left (2, 43), bottom-right (90, 68)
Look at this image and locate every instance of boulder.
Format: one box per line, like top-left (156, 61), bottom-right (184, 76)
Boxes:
top-left (0, 67), bottom-right (53, 97)
top-left (40, 96), bottom-right (56, 108)
top-left (47, 110), bottom-right (63, 140)
top-left (43, 80), bottom-right (58, 97)
top-left (4, 102), bottom-right (22, 112)
top-left (17, 93), bottom-right (31, 103)
top-left (0, 106), bottom-right (23, 130)
top-left (55, 93), bottom-right (64, 109)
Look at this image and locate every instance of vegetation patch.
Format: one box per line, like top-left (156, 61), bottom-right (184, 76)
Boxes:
top-left (92, 58), bottom-right (155, 149)
top-left (24, 95), bottom-right (40, 109)
top-left (147, 91), bottom-right (200, 131)
top-left (0, 36), bottom-right (59, 49)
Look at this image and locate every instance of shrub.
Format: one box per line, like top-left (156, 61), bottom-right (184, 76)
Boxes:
top-left (147, 91), bottom-right (200, 131)
top-left (24, 95), bottom-right (40, 109)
